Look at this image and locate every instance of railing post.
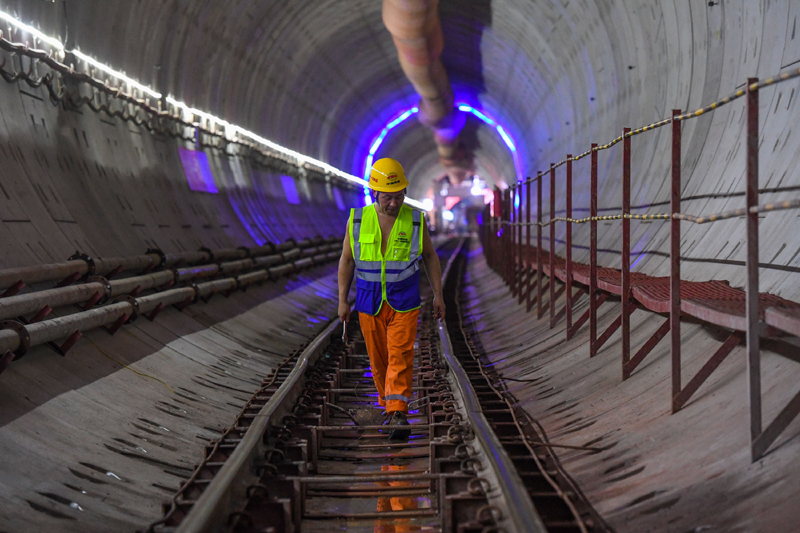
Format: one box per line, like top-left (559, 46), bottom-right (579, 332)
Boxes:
top-left (622, 128), bottom-right (632, 374)
top-left (490, 205), bottom-right (496, 270)
top-left (537, 174), bottom-right (543, 319)
top-left (517, 180), bottom-right (524, 303)
top-left (493, 188), bottom-right (502, 273)
top-left (566, 155), bottom-right (573, 338)
top-left (489, 206), bottom-right (494, 270)
top-left (670, 110), bottom-right (682, 413)
top-left (526, 177), bottom-right (532, 312)
top-left (500, 190), bottom-right (505, 279)
top-left (491, 206), bottom-right (496, 270)
top-left (512, 183), bottom-right (522, 296)
top-left (590, 144), bottom-right (599, 356)
top-left (510, 187), bottom-right (515, 289)
top-left (498, 191), bottom-right (503, 276)
top-left (746, 78), bottom-right (761, 460)
top-left (505, 188), bottom-right (512, 286)
top-left (549, 163), bottom-right (556, 327)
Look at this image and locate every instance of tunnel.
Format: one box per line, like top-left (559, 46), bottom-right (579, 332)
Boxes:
top-left (1, 1), bottom-right (799, 531)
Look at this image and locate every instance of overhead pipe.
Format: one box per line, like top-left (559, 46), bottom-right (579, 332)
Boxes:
top-left (382, 0), bottom-right (473, 184)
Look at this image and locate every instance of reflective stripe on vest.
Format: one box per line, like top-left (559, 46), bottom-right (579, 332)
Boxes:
top-left (349, 204), bottom-right (423, 315)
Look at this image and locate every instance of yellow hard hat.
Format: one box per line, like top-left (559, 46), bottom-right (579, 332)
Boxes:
top-left (368, 158), bottom-right (409, 192)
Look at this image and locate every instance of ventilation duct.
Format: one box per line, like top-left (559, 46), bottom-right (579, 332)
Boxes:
top-left (382, 0), bottom-right (472, 184)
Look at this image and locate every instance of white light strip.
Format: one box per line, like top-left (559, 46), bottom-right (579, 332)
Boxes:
top-left (72, 49), bottom-right (161, 99)
top-left (0, 11), bottom-right (64, 51)
top-left (0, 9), bottom-right (430, 210)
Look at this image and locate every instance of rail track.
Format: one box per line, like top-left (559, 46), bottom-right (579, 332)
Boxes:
top-left (147, 238), bottom-right (608, 533)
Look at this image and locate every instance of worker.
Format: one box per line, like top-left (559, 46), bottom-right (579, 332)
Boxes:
top-left (338, 157), bottom-right (445, 441)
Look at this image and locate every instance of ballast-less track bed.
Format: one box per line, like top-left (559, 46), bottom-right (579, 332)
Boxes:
top-left (148, 239), bottom-right (606, 533)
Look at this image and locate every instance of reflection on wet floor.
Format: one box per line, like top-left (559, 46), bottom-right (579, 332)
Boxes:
top-left (301, 349), bottom-right (439, 533)
top-left (375, 464), bottom-right (420, 533)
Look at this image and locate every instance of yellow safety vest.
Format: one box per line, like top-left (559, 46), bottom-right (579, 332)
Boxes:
top-left (349, 204), bottom-right (424, 315)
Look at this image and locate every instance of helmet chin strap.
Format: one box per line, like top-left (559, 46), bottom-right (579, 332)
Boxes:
top-left (373, 192), bottom-right (389, 215)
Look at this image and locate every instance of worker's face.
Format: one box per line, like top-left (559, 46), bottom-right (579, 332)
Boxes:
top-left (376, 191), bottom-right (405, 216)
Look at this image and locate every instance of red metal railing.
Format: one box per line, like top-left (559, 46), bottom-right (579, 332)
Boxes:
top-left (481, 69), bottom-right (800, 462)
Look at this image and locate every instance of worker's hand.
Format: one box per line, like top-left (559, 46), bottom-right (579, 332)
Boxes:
top-left (432, 295), bottom-right (446, 322)
top-left (338, 301), bottom-right (351, 323)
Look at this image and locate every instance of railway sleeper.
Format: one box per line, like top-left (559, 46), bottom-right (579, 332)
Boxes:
top-left (148, 241), bottom-right (539, 533)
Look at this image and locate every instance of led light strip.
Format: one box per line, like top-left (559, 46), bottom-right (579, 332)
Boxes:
top-left (362, 102), bottom-right (525, 195)
top-left (0, 11), bottom-right (64, 51)
top-left (0, 9), bottom-right (428, 210)
top-left (72, 49), bottom-right (162, 100)
top-left (457, 103), bottom-right (524, 180)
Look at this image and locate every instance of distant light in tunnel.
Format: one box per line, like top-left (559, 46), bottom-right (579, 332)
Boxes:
top-left (386, 108), bottom-right (419, 132)
top-left (445, 197), bottom-right (461, 211)
top-left (422, 198), bottom-right (434, 211)
top-left (496, 125), bottom-right (516, 152)
top-left (455, 102), bottom-right (524, 181)
top-left (442, 210), bottom-right (455, 221)
top-left (457, 105), bottom-right (494, 126)
top-left (514, 193), bottom-right (520, 209)
top-left (471, 176), bottom-right (486, 196)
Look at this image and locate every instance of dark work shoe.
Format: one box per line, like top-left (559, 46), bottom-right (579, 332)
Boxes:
top-left (387, 411), bottom-right (411, 441)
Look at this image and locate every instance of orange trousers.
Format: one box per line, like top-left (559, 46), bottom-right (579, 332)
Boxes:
top-left (359, 303), bottom-right (419, 414)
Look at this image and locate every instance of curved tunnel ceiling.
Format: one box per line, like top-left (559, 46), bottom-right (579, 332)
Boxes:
top-left (0, 0), bottom-right (563, 195)
top-left (2, 1), bottom-right (762, 197)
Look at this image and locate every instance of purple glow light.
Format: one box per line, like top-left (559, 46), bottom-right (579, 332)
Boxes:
top-left (457, 103), bottom-right (524, 179)
top-left (363, 107), bottom-right (419, 179)
top-left (333, 187), bottom-right (346, 211)
top-left (281, 175), bottom-right (301, 205)
top-left (179, 147), bottom-right (218, 193)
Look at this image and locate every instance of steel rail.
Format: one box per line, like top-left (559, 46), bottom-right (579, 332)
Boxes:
top-left (451, 250), bottom-right (603, 532)
top-left (437, 240), bottom-right (548, 533)
top-left (143, 239), bottom-right (522, 532)
top-left (175, 318), bottom-right (341, 533)
top-left (156, 239), bottom-right (480, 532)
top-left (145, 349), bottom-right (304, 533)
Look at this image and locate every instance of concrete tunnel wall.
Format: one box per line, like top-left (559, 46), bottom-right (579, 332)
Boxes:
top-left (0, 0), bottom-right (800, 530)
